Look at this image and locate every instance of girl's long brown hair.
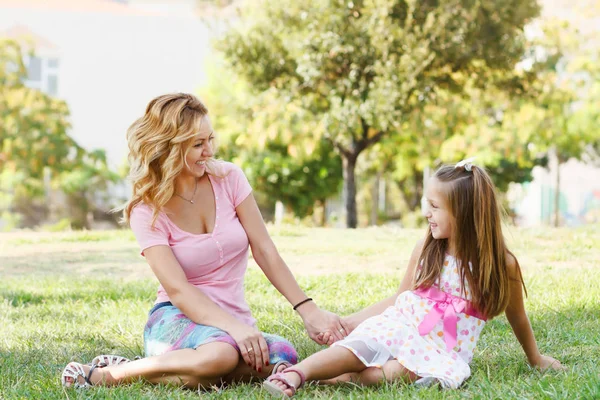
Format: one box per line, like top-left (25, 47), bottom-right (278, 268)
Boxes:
top-left (413, 164), bottom-right (526, 318)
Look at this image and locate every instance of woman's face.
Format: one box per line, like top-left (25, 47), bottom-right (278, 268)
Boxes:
top-left (183, 116), bottom-right (215, 178)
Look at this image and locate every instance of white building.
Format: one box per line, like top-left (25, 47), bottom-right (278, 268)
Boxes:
top-left (0, 0), bottom-right (214, 168)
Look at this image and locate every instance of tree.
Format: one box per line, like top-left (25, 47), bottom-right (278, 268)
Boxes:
top-left (225, 136), bottom-right (342, 222)
top-left (217, 0), bottom-right (540, 227)
top-left (0, 39), bottom-right (78, 188)
top-left (57, 149), bottom-right (120, 229)
top-left (358, 69), bottom-right (546, 223)
top-left (519, 20), bottom-right (599, 226)
top-left (0, 39), bottom-right (119, 229)
top-left (199, 55), bottom-right (343, 223)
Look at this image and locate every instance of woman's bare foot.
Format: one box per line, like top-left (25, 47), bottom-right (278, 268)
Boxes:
top-left (62, 362), bottom-right (111, 387)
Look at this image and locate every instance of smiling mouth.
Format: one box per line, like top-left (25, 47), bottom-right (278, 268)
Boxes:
top-left (196, 161), bottom-right (206, 166)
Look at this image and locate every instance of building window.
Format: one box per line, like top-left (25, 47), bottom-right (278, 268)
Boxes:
top-left (24, 55), bottom-right (60, 97)
top-left (47, 75), bottom-right (58, 96)
top-left (27, 56), bottom-right (42, 81)
top-left (47, 58), bottom-right (59, 68)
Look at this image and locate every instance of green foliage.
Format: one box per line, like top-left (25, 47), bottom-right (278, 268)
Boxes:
top-left (200, 54), bottom-right (343, 221)
top-left (235, 137), bottom-right (342, 218)
top-left (0, 39), bottom-right (120, 229)
top-left (384, 18), bottom-right (600, 210)
top-left (0, 39), bottom-right (77, 186)
top-left (216, 0), bottom-right (541, 227)
top-left (522, 20), bottom-right (600, 163)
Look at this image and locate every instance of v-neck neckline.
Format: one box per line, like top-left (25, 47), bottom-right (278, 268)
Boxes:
top-left (163, 174), bottom-right (218, 236)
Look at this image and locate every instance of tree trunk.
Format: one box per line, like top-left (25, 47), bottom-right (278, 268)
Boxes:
top-left (342, 154), bottom-right (358, 228)
top-left (335, 122), bottom-right (385, 229)
top-left (319, 199), bottom-right (327, 227)
top-left (554, 159), bottom-right (561, 227)
top-left (409, 170), bottom-right (424, 211)
top-left (68, 192), bottom-right (91, 230)
top-left (370, 172), bottom-right (381, 226)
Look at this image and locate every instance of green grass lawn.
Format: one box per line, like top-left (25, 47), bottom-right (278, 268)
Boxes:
top-left (0, 224), bottom-right (599, 399)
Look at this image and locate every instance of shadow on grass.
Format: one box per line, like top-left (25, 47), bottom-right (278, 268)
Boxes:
top-left (0, 280), bottom-right (156, 307)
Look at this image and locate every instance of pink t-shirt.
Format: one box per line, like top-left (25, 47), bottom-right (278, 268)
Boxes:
top-left (129, 162), bottom-right (256, 327)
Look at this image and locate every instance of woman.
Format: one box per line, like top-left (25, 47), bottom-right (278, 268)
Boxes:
top-left (61, 93), bottom-right (349, 389)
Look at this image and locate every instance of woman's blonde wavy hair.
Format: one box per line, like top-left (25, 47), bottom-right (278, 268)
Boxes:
top-left (121, 93), bottom-right (221, 227)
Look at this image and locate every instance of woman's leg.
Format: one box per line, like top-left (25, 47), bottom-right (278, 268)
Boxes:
top-left (267, 346), bottom-right (367, 397)
top-left (64, 342), bottom-right (239, 389)
top-left (225, 332), bottom-right (298, 384)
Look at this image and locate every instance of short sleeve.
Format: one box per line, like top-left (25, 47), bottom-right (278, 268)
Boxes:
top-left (129, 204), bottom-right (170, 256)
top-left (225, 163), bottom-right (253, 208)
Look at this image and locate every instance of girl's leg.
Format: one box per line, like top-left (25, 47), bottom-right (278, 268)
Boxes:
top-left (64, 342), bottom-right (239, 389)
top-left (321, 359), bottom-right (418, 386)
top-left (268, 346), bottom-right (367, 397)
top-left (224, 359), bottom-right (287, 384)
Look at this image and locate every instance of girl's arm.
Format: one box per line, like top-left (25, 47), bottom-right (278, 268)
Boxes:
top-left (143, 245), bottom-right (269, 371)
top-left (236, 193), bottom-right (350, 344)
top-left (504, 254), bottom-right (564, 371)
top-left (342, 238), bottom-right (424, 332)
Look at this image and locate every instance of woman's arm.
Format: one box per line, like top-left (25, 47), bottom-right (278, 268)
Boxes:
top-left (236, 194), bottom-right (350, 344)
top-left (504, 254), bottom-right (564, 371)
top-left (343, 238), bottom-right (424, 331)
top-left (143, 245), bottom-right (269, 370)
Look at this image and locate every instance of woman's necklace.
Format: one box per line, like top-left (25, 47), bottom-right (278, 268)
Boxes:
top-left (175, 179), bottom-right (198, 204)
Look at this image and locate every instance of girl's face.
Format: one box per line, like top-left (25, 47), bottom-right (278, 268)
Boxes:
top-left (183, 116), bottom-right (215, 178)
top-left (424, 177), bottom-right (454, 240)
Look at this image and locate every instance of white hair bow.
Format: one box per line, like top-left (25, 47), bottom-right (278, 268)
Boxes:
top-left (455, 157), bottom-right (476, 172)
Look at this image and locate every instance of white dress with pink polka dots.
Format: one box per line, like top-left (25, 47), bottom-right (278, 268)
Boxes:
top-left (334, 255), bottom-right (486, 389)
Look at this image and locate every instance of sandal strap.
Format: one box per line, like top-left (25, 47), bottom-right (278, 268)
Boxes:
top-left (91, 354), bottom-right (131, 366)
top-left (85, 364), bottom-right (100, 386)
top-left (271, 360), bottom-right (293, 375)
top-left (266, 373), bottom-right (299, 395)
top-left (281, 367), bottom-right (306, 388)
top-left (61, 362), bottom-right (92, 388)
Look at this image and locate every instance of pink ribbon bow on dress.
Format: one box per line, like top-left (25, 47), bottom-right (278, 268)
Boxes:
top-left (414, 286), bottom-right (479, 352)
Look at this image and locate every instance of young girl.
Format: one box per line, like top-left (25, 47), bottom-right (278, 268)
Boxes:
top-left (264, 159), bottom-right (564, 397)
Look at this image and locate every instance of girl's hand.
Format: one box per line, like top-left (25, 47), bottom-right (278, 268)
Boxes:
top-left (298, 304), bottom-right (350, 345)
top-left (317, 331), bottom-right (333, 346)
top-left (317, 316), bottom-right (358, 345)
top-left (533, 355), bottom-right (566, 371)
top-left (228, 323), bottom-right (269, 372)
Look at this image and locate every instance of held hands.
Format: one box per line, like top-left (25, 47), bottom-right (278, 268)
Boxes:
top-left (296, 302), bottom-right (351, 345)
top-left (317, 316), bottom-right (357, 345)
top-left (228, 323), bottom-right (269, 373)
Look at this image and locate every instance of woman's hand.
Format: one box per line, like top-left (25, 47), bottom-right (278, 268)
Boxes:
top-left (297, 303), bottom-right (351, 345)
top-left (227, 323), bottom-right (269, 372)
top-left (532, 354), bottom-right (566, 371)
